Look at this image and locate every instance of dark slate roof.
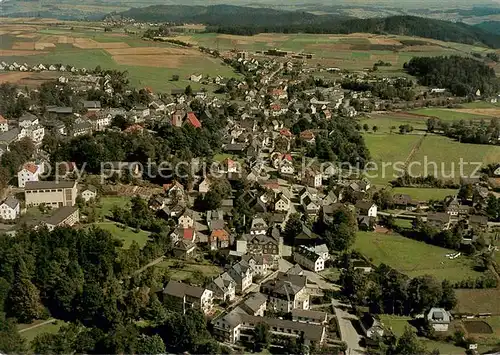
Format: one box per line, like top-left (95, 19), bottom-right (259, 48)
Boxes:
top-left (163, 280), bottom-right (205, 298)
top-left (44, 206), bottom-right (78, 226)
top-left (25, 180), bottom-right (77, 190)
top-left (2, 195), bottom-right (19, 209)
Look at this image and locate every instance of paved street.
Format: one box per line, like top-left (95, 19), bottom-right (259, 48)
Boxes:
top-left (332, 299), bottom-right (365, 355)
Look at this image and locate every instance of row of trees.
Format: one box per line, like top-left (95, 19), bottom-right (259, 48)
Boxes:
top-left (340, 261), bottom-right (457, 315)
top-left (427, 116), bottom-right (500, 145)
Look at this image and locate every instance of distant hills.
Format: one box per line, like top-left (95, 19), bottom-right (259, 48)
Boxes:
top-left (475, 21), bottom-right (500, 35)
top-left (116, 4), bottom-right (500, 48)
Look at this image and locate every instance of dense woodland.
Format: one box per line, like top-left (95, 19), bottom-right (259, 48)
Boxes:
top-left (0, 224), bottom-right (230, 354)
top-left (404, 56), bottom-right (500, 97)
top-left (426, 116), bottom-right (500, 145)
top-left (116, 5), bottom-right (500, 48)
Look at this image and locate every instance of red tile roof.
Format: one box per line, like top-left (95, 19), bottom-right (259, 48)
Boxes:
top-left (0, 115), bottom-right (7, 123)
top-left (300, 130), bottom-right (315, 140)
top-left (124, 124), bottom-right (143, 133)
top-left (183, 228), bottom-right (195, 240)
top-left (211, 229), bottom-right (229, 241)
top-left (279, 128), bottom-right (293, 137)
top-left (283, 153), bottom-right (292, 162)
top-left (23, 163), bottom-right (38, 174)
top-left (186, 112), bottom-right (201, 128)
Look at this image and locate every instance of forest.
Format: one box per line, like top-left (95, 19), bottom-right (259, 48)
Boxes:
top-left (116, 5), bottom-right (500, 48)
top-left (404, 56), bottom-right (500, 97)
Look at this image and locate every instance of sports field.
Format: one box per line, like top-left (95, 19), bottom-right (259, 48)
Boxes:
top-left (354, 231), bottom-right (483, 282)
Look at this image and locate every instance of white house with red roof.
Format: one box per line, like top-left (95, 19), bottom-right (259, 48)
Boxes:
top-left (0, 115), bottom-right (8, 132)
top-left (224, 158), bottom-right (239, 173)
top-left (185, 112), bottom-right (202, 129)
top-left (17, 162), bottom-right (41, 188)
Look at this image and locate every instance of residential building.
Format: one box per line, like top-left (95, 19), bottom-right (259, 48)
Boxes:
top-left (209, 229), bottom-right (230, 250)
top-left (0, 115), bottom-right (8, 132)
top-left (360, 313), bottom-right (385, 339)
top-left (305, 244), bottom-right (330, 261)
top-left (208, 273), bottom-right (236, 302)
top-left (25, 180), bottom-right (78, 207)
top-left (293, 245), bottom-right (326, 272)
top-left (44, 206), bottom-right (80, 231)
top-left (81, 185), bottom-right (97, 202)
top-left (261, 272), bottom-right (310, 312)
top-left (173, 239), bottom-right (196, 259)
top-left (163, 280), bottom-right (213, 314)
top-left (0, 196), bottom-right (20, 220)
top-left (227, 260), bottom-right (253, 293)
top-left (18, 113), bottom-right (39, 128)
top-left (356, 200), bottom-right (378, 218)
top-left (250, 217), bottom-right (268, 235)
top-left (83, 101), bottom-right (101, 112)
top-left (213, 310), bottom-right (326, 346)
top-left (241, 292), bottom-right (267, 316)
top-left (292, 309), bottom-right (328, 325)
top-left (302, 168), bottom-right (322, 188)
top-left (17, 162), bottom-right (41, 188)
top-left (178, 209), bottom-right (195, 229)
top-left (427, 212), bottom-right (452, 230)
top-left (242, 254), bottom-right (273, 277)
top-left (427, 308), bottom-right (451, 332)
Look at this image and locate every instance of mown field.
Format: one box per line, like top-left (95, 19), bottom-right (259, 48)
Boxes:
top-left (93, 221), bottom-right (151, 248)
top-left (354, 231), bottom-right (484, 282)
top-left (18, 319), bottom-right (66, 345)
top-left (155, 258), bottom-right (222, 284)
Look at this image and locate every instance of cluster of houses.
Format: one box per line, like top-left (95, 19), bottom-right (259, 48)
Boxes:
top-left (0, 61), bottom-right (87, 74)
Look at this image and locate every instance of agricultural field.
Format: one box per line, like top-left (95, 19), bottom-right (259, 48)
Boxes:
top-left (0, 23), bottom-right (240, 92)
top-left (354, 231), bottom-right (484, 282)
top-left (455, 289), bottom-right (500, 314)
top-left (391, 187), bottom-right (458, 201)
top-left (186, 32), bottom-right (491, 71)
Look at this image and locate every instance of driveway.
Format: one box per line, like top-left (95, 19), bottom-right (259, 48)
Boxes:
top-left (332, 299), bottom-right (365, 355)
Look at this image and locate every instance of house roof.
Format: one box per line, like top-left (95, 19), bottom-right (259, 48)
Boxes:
top-left (183, 228), bottom-right (195, 240)
top-left (292, 309), bottom-right (327, 322)
top-left (242, 292), bottom-right (267, 314)
top-left (22, 162), bottom-right (39, 174)
top-left (2, 195), bottom-right (19, 210)
top-left (44, 206), bottom-right (78, 226)
top-left (25, 180), bottom-right (76, 190)
top-left (0, 115), bottom-right (7, 123)
top-left (186, 112), bottom-right (201, 128)
top-left (427, 308), bottom-right (450, 324)
top-left (83, 100), bottom-right (101, 109)
top-left (356, 200), bottom-right (375, 212)
top-left (174, 239), bottom-right (196, 251)
top-left (19, 112), bottom-right (38, 122)
top-left (211, 229), bottom-right (229, 241)
top-left (163, 280), bottom-right (206, 299)
top-left (262, 272), bottom-right (306, 298)
top-left (0, 128), bottom-right (19, 144)
top-left (300, 130), bottom-right (315, 140)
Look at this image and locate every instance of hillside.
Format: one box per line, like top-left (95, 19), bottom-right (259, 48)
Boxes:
top-left (475, 21), bottom-right (500, 35)
top-left (116, 5), bottom-right (500, 48)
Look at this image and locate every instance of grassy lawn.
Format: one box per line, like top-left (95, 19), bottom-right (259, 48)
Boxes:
top-left (354, 232), bottom-right (483, 282)
top-left (93, 221), bottom-right (151, 248)
top-left (361, 113), bottom-right (428, 133)
top-left (393, 218), bottom-right (413, 228)
top-left (18, 319), bottom-right (65, 345)
top-left (97, 196), bottom-right (131, 219)
top-left (156, 258), bottom-right (222, 283)
top-left (410, 135), bottom-right (500, 181)
top-left (363, 133), bottom-right (421, 185)
top-left (391, 187), bottom-right (457, 201)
